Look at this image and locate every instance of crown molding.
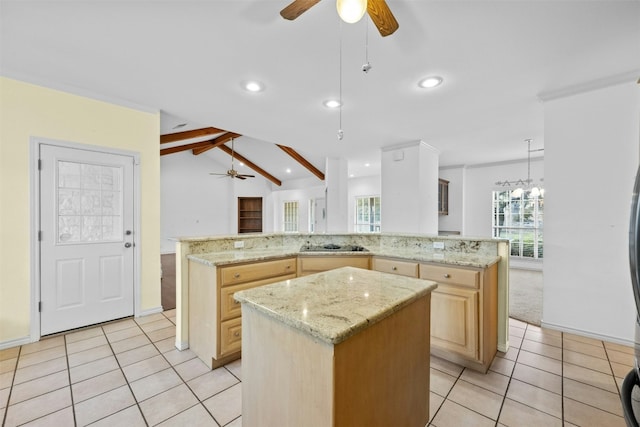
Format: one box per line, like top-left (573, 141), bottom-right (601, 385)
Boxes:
top-left (537, 70), bottom-right (640, 102)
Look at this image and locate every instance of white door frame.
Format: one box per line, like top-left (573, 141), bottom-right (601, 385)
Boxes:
top-left (29, 137), bottom-right (142, 341)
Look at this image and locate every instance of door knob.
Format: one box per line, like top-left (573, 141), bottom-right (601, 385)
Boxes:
top-left (124, 242), bottom-right (132, 248)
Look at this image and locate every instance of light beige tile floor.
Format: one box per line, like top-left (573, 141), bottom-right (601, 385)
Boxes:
top-left (0, 313), bottom-right (633, 426)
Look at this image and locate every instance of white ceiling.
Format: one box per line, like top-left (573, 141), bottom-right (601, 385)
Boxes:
top-left (2, 0), bottom-right (639, 182)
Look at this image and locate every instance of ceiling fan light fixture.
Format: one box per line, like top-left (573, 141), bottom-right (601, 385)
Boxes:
top-left (418, 76), bottom-right (443, 89)
top-left (323, 99), bottom-right (342, 109)
top-left (336, 0), bottom-right (367, 23)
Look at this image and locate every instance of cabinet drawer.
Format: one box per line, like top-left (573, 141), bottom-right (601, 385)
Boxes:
top-left (419, 264), bottom-right (479, 289)
top-left (372, 257), bottom-right (419, 278)
top-left (220, 317), bottom-right (242, 356)
top-left (220, 257), bottom-right (296, 286)
top-left (220, 273), bottom-right (297, 321)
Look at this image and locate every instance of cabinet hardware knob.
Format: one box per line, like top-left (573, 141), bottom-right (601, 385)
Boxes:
top-left (234, 300), bottom-right (239, 305)
top-left (392, 266), bottom-right (397, 271)
top-left (234, 331), bottom-right (240, 337)
top-left (234, 273), bottom-right (240, 278)
top-left (444, 273), bottom-right (450, 278)
top-left (286, 265), bottom-right (291, 269)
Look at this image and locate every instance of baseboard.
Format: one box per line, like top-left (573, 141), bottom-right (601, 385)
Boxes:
top-left (541, 320), bottom-right (635, 347)
top-left (136, 306), bottom-right (164, 318)
top-left (175, 339), bottom-right (189, 351)
top-left (0, 335), bottom-right (33, 351)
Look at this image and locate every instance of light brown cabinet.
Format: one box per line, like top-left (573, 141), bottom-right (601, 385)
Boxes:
top-left (188, 256), bottom-right (297, 368)
top-left (297, 255), bottom-right (370, 276)
top-left (420, 262), bottom-right (498, 372)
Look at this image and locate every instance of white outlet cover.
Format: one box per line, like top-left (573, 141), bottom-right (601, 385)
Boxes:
top-left (234, 241), bottom-right (245, 248)
top-left (433, 242), bottom-right (445, 249)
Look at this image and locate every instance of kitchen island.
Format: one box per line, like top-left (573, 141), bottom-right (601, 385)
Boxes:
top-left (235, 267), bottom-right (438, 427)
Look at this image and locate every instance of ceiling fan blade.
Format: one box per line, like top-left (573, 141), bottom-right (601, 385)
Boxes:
top-left (367, 0), bottom-right (399, 37)
top-left (238, 174), bottom-right (255, 178)
top-left (280, 0), bottom-right (321, 20)
top-left (236, 175), bottom-right (247, 180)
top-left (209, 172), bottom-right (228, 176)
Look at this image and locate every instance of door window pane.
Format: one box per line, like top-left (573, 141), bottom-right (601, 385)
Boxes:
top-left (57, 161), bottom-right (123, 243)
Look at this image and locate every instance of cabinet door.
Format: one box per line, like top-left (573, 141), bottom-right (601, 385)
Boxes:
top-left (220, 273), bottom-right (297, 321)
top-left (220, 317), bottom-right (242, 356)
top-left (297, 256), bottom-right (370, 276)
top-left (431, 286), bottom-right (478, 360)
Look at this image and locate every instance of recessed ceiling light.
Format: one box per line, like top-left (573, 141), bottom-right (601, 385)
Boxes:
top-left (323, 99), bottom-right (342, 108)
top-left (365, 163), bottom-right (370, 167)
top-left (418, 76), bottom-right (443, 89)
top-left (350, 174), bottom-right (355, 178)
top-left (243, 81), bottom-right (264, 92)
top-left (286, 168), bottom-right (292, 174)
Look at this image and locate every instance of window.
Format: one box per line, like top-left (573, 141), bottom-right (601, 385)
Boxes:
top-left (355, 196), bottom-right (381, 233)
top-left (492, 189), bottom-right (543, 259)
top-left (283, 201), bottom-right (299, 232)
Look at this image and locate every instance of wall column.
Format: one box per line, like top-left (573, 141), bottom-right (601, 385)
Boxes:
top-left (325, 157), bottom-right (349, 233)
top-left (381, 141), bottom-right (440, 234)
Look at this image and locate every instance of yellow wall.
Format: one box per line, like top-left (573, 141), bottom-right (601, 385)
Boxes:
top-left (0, 77), bottom-right (161, 344)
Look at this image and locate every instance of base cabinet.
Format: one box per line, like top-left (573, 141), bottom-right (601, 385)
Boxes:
top-left (188, 257), bottom-right (297, 369)
top-left (420, 262), bottom-right (498, 372)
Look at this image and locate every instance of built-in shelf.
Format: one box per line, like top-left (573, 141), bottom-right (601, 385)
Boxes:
top-left (238, 197), bottom-right (263, 233)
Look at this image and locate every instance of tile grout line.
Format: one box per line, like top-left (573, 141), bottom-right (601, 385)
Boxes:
top-left (493, 323), bottom-right (526, 426)
top-left (63, 334), bottom-right (79, 427)
top-left (141, 312), bottom-right (226, 427)
top-left (1, 347), bottom-right (21, 427)
top-left (97, 323), bottom-right (151, 427)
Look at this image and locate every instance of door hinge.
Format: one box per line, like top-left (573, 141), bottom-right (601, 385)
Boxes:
top-left (38, 230), bottom-right (42, 241)
top-left (38, 301), bottom-right (42, 312)
top-left (38, 159), bottom-right (42, 170)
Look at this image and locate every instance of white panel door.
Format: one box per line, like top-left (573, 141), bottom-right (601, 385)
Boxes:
top-left (40, 144), bottom-right (134, 335)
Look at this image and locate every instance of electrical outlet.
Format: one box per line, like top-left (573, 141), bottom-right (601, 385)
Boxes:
top-left (433, 241), bottom-right (445, 250)
top-left (234, 241), bottom-right (245, 249)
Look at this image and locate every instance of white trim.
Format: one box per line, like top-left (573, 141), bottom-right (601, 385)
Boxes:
top-left (30, 137), bottom-right (142, 342)
top-left (537, 70), bottom-right (640, 102)
top-left (540, 320), bottom-right (635, 348)
top-left (175, 339), bottom-right (190, 351)
top-left (0, 336), bottom-right (33, 351)
top-left (381, 140), bottom-right (440, 154)
top-left (136, 306), bottom-right (164, 318)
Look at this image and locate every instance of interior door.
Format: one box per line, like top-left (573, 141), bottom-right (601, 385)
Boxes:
top-left (39, 144), bottom-right (135, 335)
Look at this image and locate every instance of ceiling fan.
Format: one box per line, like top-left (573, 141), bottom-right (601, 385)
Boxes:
top-left (209, 138), bottom-right (255, 180)
top-left (280, 0), bottom-right (399, 37)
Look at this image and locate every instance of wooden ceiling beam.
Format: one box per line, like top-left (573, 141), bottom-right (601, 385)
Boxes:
top-left (218, 145), bottom-right (282, 187)
top-left (192, 132), bottom-right (241, 155)
top-left (160, 127), bottom-right (226, 144)
top-left (276, 144), bottom-right (325, 181)
top-left (160, 138), bottom-right (226, 156)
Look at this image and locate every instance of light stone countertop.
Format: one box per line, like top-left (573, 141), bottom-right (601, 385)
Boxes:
top-left (187, 247), bottom-right (500, 268)
top-left (234, 267), bottom-right (438, 345)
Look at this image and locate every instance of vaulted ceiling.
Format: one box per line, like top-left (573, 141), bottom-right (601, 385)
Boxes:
top-left (2, 1), bottom-right (639, 183)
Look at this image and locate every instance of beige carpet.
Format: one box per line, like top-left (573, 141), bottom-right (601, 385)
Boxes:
top-left (508, 268), bottom-right (543, 326)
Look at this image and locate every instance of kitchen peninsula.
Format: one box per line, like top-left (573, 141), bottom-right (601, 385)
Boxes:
top-left (235, 267), bottom-right (438, 427)
top-left (174, 233), bottom-right (509, 372)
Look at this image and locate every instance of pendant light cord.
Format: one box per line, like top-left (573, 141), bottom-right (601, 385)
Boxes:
top-left (338, 19), bottom-right (343, 140)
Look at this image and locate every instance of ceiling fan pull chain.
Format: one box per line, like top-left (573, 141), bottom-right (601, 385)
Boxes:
top-left (338, 18), bottom-right (344, 140)
top-left (362, 14), bottom-right (372, 73)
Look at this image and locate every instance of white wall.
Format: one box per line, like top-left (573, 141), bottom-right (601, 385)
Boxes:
top-left (381, 142), bottom-right (439, 234)
top-left (160, 151), bottom-right (273, 253)
top-left (463, 158), bottom-right (544, 238)
top-left (438, 166), bottom-right (466, 234)
top-left (543, 81), bottom-right (640, 343)
top-left (271, 180), bottom-right (325, 233)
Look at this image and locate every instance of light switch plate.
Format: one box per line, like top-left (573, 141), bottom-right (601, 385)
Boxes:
top-left (433, 241), bottom-right (445, 250)
top-left (234, 241), bottom-right (245, 249)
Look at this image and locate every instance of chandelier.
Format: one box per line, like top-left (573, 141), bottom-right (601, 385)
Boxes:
top-left (495, 139), bottom-right (544, 197)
